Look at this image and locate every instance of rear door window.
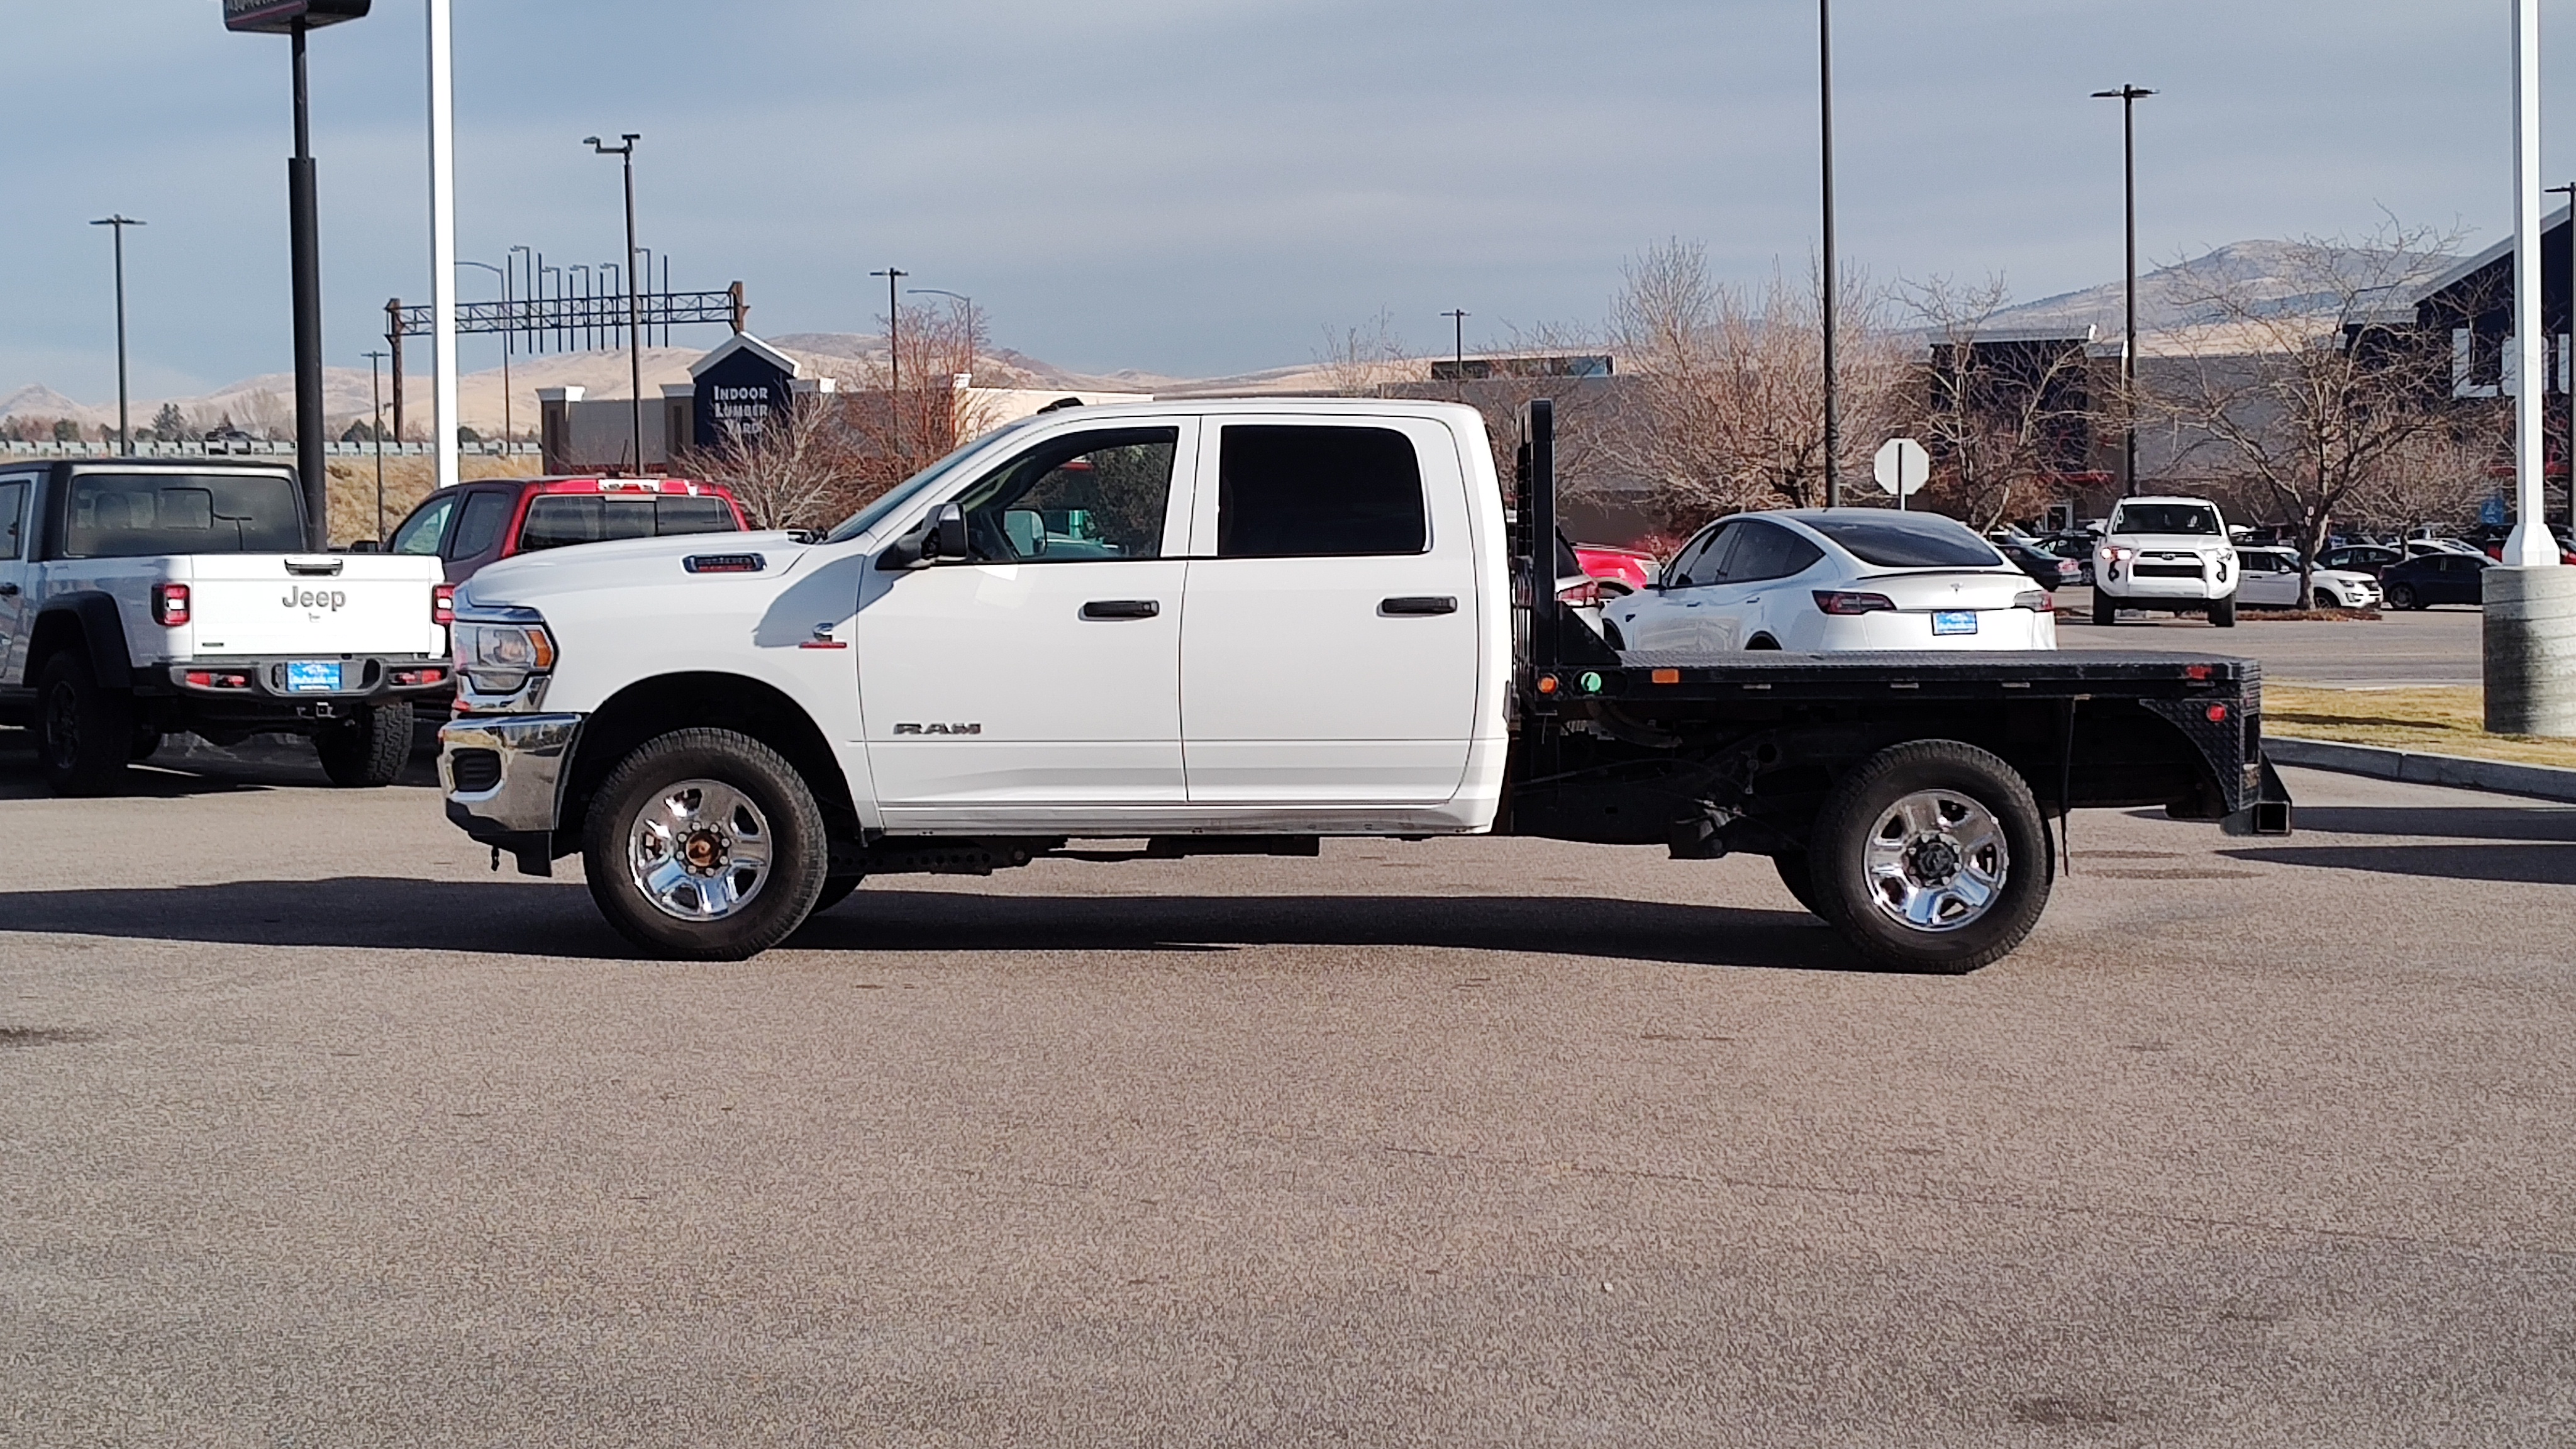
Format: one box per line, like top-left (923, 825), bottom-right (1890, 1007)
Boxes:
top-left (450, 490), bottom-right (516, 558)
top-left (63, 472), bottom-right (304, 557)
top-left (1216, 425), bottom-right (1425, 558)
top-left (0, 481), bottom-right (25, 559)
top-left (1672, 523), bottom-right (1741, 587)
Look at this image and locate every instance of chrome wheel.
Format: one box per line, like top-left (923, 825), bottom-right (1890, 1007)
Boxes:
top-left (627, 778), bottom-right (774, 922)
top-left (1862, 789), bottom-right (2010, 933)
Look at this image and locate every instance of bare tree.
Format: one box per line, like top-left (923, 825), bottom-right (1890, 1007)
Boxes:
top-left (832, 295), bottom-right (992, 490)
top-left (1315, 310), bottom-right (1414, 396)
top-left (2147, 222), bottom-right (2477, 600)
top-left (2345, 415), bottom-right (2508, 538)
top-left (679, 392), bottom-right (863, 530)
top-left (1600, 240), bottom-right (1906, 534)
top-left (1902, 274), bottom-right (2100, 530)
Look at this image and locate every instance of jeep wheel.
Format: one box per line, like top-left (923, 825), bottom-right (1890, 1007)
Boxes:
top-left (582, 728), bottom-right (828, 961)
top-left (317, 701), bottom-right (414, 788)
top-left (1809, 740), bottom-right (2053, 974)
top-left (38, 652), bottom-right (135, 797)
top-left (2209, 595), bottom-right (2238, 628)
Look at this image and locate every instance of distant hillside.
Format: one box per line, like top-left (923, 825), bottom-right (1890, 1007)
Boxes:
top-left (1984, 239), bottom-right (2460, 341)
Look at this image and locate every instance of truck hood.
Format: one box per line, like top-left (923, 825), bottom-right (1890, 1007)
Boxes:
top-left (459, 531), bottom-right (814, 611)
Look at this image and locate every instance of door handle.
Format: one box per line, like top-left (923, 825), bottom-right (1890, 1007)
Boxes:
top-left (1379, 595), bottom-right (1458, 616)
top-left (1080, 599), bottom-right (1160, 620)
top-left (0, 583), bottom-right (18, 597)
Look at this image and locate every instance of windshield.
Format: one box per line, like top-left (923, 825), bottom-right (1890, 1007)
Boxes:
top-left (2113, 502), bottom-right (2223, 536)
top-left (1803, 513), bottom-right (2004, 569)
top-left (821, 418), bottom-right (1046, 544)
top-left (63, 471), bottom-right (304, 557)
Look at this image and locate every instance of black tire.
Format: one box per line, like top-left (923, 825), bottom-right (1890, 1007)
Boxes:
top-left (1772, 851), bottom-right (1824, 918)
top-left (2313, 589), bottom-right (2338, 610)
top-left (317, 700), bottom-right (414, 788)
top-left (2209, 595), bottom-right (2237, 628)
top-left (2385, 583), bottom-right (2418, 611)
top-left (811, 874), bottom-right (867, 916)
top-left (1808, 740), bottom-right (2053, 974)
top-left (37, 652), bottom-right (135, 797)
top-left (582, 728), bottom-right (828, 961)
top-left (2090, 589), bottom-right (2117, 626)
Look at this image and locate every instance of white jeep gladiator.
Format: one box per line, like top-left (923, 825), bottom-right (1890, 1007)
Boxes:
top-left (2090, 496), bottom-right (2241, 627)
top-left (438, 399), bottom-right (2288, 972)
top-left (0, 459), bottom-right (453, 794)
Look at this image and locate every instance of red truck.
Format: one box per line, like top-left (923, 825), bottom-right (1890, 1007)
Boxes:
top-left (384, 476), bottom-right (749, 584)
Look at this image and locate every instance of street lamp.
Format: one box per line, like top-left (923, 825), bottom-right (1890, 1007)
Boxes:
top-left (1818, 0), bottom-right (1841, 508)
top-left (362, 348), bottom-right (389, 540)
top-left (586, 133), bottom-right (647, 475)
top-left (460, 258), bottom-right (511, 450)
top-left (89, 215), bottom-right (144, 456)
top-left (872, 266), bottom-right (910, 458)
top-left (2093, 84), bottom-right (2158, 497)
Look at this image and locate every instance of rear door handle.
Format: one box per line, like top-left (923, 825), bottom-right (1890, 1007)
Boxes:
top-left (1380, 595), bottom-right (1458, 616)
top-left (0, 583), bottom-right (18, 597)
top-left (1080, 599), bottom-right (1160, 620)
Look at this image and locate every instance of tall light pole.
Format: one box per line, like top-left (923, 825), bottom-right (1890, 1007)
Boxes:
top-left (362, 348), bottom-right (388, 541)
top-left (508, 244), bottom-right (534, 426)
top-left (872, 266), bottom-right (909, 459)
top-left (586, 134), bottom-right (647, 474)
top-left (90, 215), bottom-right (143, 456)
top-left (427, 0), bottom-right (460, 494)
top-left (1441, 308), bottom-right (1469, 399)
top-left (225, 0), bottom-right (372, 547)
top-left (540, 264), bottom-right (561, 352)
top-left (460, 259), bottom-right (511, 450)
top-left (2094, 85), bottom-right (2158, 497)
top-left (1818, 0), bottom-right (1841, 508)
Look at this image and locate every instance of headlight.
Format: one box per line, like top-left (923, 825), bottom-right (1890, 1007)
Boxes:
top-left (453, 613), bottom-right (557, 695)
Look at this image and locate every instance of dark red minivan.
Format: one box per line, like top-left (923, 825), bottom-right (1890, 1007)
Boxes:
top-left (385, 476), bottom-right (750, 584)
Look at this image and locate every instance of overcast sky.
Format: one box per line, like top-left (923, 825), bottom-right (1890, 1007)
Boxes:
top-left (4, 0), bottom-right (2568, 401)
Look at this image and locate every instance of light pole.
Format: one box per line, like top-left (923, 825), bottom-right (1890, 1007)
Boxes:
top-left (2093, 84), bottom-right (2158, 497)
top-left (1818, 0), bottom-right (1841, 508)
top-left (540, 264), bottom-right (562, 352)
top-left (571, 265), bottom-right (591, 351)
top-left (460, 258), bottom-right (511, 450)
top-left (362, 348), bottom-right (388, 541)
top-left (586, 133), bottom-right (647, 475)
top-left (90, 215), bottom-right (143, 455)
top-left (1441, 308), bottom-right (1469, 399)
top-left (508, 244), bottom-right (534, 412)
top-left (872, 266), bottom-right (909, 458)
top-left (428, 0), bottom-right (460, 494)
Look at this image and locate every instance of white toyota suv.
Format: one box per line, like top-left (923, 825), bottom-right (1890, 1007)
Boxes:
top-left (2090, 496), bottom-right (2240, 628)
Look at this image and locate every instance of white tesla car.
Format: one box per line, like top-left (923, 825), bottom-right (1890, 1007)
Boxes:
top-left (1604, 509), bottom-right (2058, 653)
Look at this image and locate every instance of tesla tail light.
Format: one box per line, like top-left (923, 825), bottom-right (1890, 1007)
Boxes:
top-left (1813, 590), bottom-right (1896, 616)
top-left (2014, 590), bottom-right (2053, 613)
top-left (433, 584), bottom-right (456, 626)
top-left (152, 582), bottom-right (191, 626)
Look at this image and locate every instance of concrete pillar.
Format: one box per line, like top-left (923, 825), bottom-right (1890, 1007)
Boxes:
top-left (2484, 565), bottom-right (2576, 735)
top-left (536, 386), bottom-right (583, 475)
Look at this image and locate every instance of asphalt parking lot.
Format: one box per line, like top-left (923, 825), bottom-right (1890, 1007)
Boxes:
top-left (2057, 587), bottom-right (2485, 687)
top-left (4, 724), bottom-right (2572, 1446)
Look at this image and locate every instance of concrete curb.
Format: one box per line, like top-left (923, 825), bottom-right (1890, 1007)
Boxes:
top-left (2268, 736), bottom-right (2576, 804)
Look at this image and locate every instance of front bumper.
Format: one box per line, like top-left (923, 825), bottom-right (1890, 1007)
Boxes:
top-left (439, 713), bottom-right (585, 871)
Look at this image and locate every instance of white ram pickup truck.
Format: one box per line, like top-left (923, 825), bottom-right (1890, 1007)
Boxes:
top-left (438, 399), bottom-right (2289, 972)
top-left (2090, 496), bottom-right (2241, 628)
top-left (0, 459), bottom-right (453, 794)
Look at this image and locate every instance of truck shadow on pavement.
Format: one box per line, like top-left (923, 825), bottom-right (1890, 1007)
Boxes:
top-left (0, 879), bottom-right (1870, 971)
top-left (2219, 804), bottom-right (2576, 887)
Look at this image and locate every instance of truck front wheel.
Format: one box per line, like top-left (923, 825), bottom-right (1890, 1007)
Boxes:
top-left (2208, 595), bottom-right (2238, 628)
top-left (582, 728), bottom-right (828, 961)
top-left (2089, 590), bottom-right (2117, 626)
top-left (1809, 740), bottom-right (2053, 974)
top-left (317, 701), bottom-right (414, 787)
top-left (38, 652), bottom-right (135, 797)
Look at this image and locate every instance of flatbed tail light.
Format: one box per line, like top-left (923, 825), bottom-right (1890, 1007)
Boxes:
top-left (1813, 590), bottom-right (1896, 616)
top-left (152, 582), bottom-right (191, 626)
top-left (433, 584), bottom-right (456, 627)
top-left (2014, 590), bottom-right (2053, 613)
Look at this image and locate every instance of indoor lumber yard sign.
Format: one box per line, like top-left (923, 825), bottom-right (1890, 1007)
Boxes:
top-left (223, 0), bottom-right (372, 34)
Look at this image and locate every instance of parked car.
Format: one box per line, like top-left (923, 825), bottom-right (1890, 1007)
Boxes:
top-left (2314, 543), bottom-right (2403, 578)
top-left (2091, 496), bottom-right (2240, 627)
top-left (2234, 547), bottom-right (2380, 610)
top-left (386, 475), bottom-right (748, 584)
top-left (2404, 537), bottom-right (2484, 558)
top-left (2479, 528), bottom-right (2576, 567)
top-left (1605, 508), bottom-right (2056, 653)
top-left (1995, 536), bottom-right (2089, 589)
top-left (2380, 552), bottom-right (2492, 609)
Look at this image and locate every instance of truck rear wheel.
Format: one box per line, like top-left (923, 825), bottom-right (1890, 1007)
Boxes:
top-left (1809, 740), bottom-right (2052, 974)
top-left (582, 728), bottom-right (828, 961)
top-left (38, 652), bottom-right (135, 797)
top-left (317, 701), bottom-right (414, 788)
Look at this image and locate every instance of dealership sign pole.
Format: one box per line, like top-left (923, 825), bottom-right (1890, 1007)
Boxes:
top-left (2487, 0), bottom-right (2576, 737)
top-left (225, 0), bottom-right (370, 548)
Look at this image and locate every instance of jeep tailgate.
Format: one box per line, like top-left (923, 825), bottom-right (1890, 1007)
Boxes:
top-left (179, 555), bottom-right (447, 657)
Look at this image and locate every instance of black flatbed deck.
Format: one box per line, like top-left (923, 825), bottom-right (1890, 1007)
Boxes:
top-left (1534, 650), bottom-right (2260, 706)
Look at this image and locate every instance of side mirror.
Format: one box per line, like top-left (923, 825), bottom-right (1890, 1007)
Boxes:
top-left (348, 539), bottom-right (380, 553)
top-left (932, 502), bottom-right (969, 562)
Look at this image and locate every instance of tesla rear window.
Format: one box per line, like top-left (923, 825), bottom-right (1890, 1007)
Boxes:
top-left (1802, 515), bottom-right (2002, 569)
top-left (64, 472), bottom-right (304, 557)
